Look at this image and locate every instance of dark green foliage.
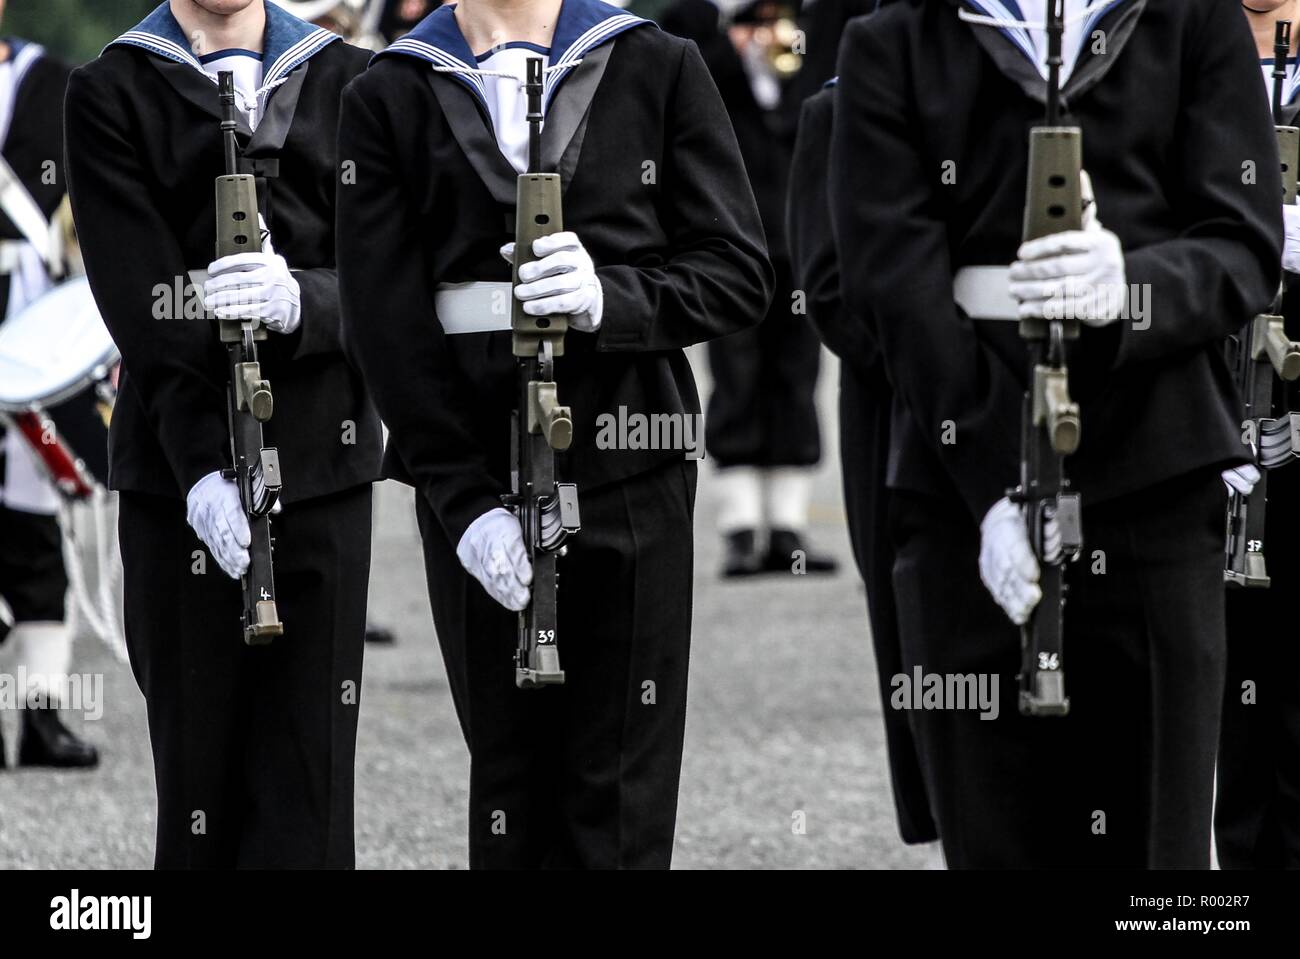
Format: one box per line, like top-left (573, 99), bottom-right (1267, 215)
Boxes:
top-left (4, 0), bottom-right (160, 64)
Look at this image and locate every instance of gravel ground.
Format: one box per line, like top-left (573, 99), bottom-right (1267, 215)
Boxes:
top-left (0, 351), bottom-right (930, 869)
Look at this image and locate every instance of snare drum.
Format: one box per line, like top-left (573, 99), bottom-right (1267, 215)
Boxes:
top-left (0, 276), bottom-right (118, 500)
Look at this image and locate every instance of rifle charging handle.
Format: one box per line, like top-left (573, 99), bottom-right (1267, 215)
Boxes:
top-left (1034, 364), bottom-right (1081, 455)
top-left (238, 361), bottom-right (274, 421)
top-left (529, 380), bottom-right (573, 451)
top-left (1254, 316), bottom-right (1300, 382)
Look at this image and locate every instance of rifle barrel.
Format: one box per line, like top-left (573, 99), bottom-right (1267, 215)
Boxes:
top-left (1045, 0), bottom-right (1064, 126)
top-left (1275, 21), bottom-right (1292, 123)
top-left (525, 57), bottom-right (543, 175)
top-left (218, 71), bottom-right (239, 177)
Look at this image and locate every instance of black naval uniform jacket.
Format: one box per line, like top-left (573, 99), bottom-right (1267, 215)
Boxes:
top-left (786, 0), bottom-right (877, 101)
top-left (788, 79), bottom-right (939, 848)
top-left (338, 0), bottom-right (772, 547)
top-left (64, 2), bottom-right (381, 505)
top-left (789, 83), bottom-right (880, 382)
top-left (0, 40), bottom-right (70, 320)
top-left (831, 0), bottom-right (1283, 526)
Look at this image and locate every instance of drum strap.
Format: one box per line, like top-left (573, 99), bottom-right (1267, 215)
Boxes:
top-left (0, 154), bottom-right (51, 268)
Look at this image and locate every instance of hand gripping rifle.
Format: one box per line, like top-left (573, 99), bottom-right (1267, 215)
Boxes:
top-left (1012, 1), bottom-right (1084, 717)
top-left (1224, 20), bottom-right (1300, 589)
top-left (507, 57), bottom-right (581, 688)
top-left (215, 71), bottom-right (283, 644)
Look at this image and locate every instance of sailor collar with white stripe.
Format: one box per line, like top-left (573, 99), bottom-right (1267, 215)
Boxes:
top-left (106, 0), bottom-right (339, 111)
top-left (959, 0), bottom-right (1132, 77)
top-left (951, 0), bottom-right (1143, 107)
top-left (376, 0), bottom-right (652, 113)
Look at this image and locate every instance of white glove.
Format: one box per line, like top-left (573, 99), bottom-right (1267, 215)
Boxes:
top-left (978, 496), bottom-right (1063, 626)
top-left (456, 507), bottom-right (533, 612)
top-left (1009, 171), bottom-right (1126, 327)
top-left (1223, 464), bottom-right (1261, 497)
top-left (204, 227), bottom-right (301, 335)
top-left (186, 470), bottom-right (250, 580)
top-left (1283, 204), bottom-right (1300, 274)
top-left (499, 231), bottom-right (603, 332)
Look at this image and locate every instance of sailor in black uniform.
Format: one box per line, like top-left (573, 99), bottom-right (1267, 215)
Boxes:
top-left (788, 75), bottom-right (938, 849)
top-left (832, 0), bottom-right (1282, 867)
top-left (65, 0), bottom-right (381, 867)
top-left (662, 0), bottom-right (836, 578)
top-left (337, 0), bottom-right (771, 868)
top-left (1215, 0), bottom-right (1300, 870)
top-left (0, 20), bottom-right (99, 770)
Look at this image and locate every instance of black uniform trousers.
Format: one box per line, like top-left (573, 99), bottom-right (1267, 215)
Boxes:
top-left (117, 485), bottom-right (372, 868)
top-left (705, 259), bottom-right (821, 468)
top-left (1217, 461), bottom-right (1300, 869)
top-left (890, 468), bottom-right (1227, 868)
top-left (415, 459), bottom-right (697, 869)
top-left (0, 503), bottom-right (67, 625)
top-left (837, 366), bottom-right (937, 845)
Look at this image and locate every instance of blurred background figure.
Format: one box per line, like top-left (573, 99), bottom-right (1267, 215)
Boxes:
top-left (0, 0), bottom-right (104, 769)
top-left (661, 0), bottom-right (835, 578)
top-left (375, 0), bottom-right (437, 42)
top-left (271, 0), bottom-right (386, 48)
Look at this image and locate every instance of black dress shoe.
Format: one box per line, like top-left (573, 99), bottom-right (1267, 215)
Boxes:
top-left (365, 623), bottom-right (397, 645)
top-left (764, 529), bottom-right (839, 575)
top-left (721, 529), bottom-right (765, 578)
top-left (18, 707), bottom-right (100, 768)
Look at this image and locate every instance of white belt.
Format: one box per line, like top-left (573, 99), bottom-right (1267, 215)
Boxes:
top-left (953, 266), bottom-right (1017, 321)
top-left (435, 281), bottom-right (513, 335)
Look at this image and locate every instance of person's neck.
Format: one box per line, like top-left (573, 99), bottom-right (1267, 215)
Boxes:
top-left (454, 0), bottom-right (564, 57)
top-left (1246, 2), bottom-right (1299, 58)
top-left (0, 41), bottom-right (10, 65)
top-left (170, 0), bottom-right (267, 57)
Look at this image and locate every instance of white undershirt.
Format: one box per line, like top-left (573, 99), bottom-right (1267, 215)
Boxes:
top-left (200, 49), bottom-right (265, 130)
top-left (476, 44), bottom-right (549, 175)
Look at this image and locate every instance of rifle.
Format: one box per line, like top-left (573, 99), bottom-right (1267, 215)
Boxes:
top-left (507, 57), bottom-right (581, 688)
top-left (1012, 0), bottom-right (1084, 717)
top-left (214, 71), bottom-right (283, 644)
top-left (1224, 19), bottom-right (1300, 589)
